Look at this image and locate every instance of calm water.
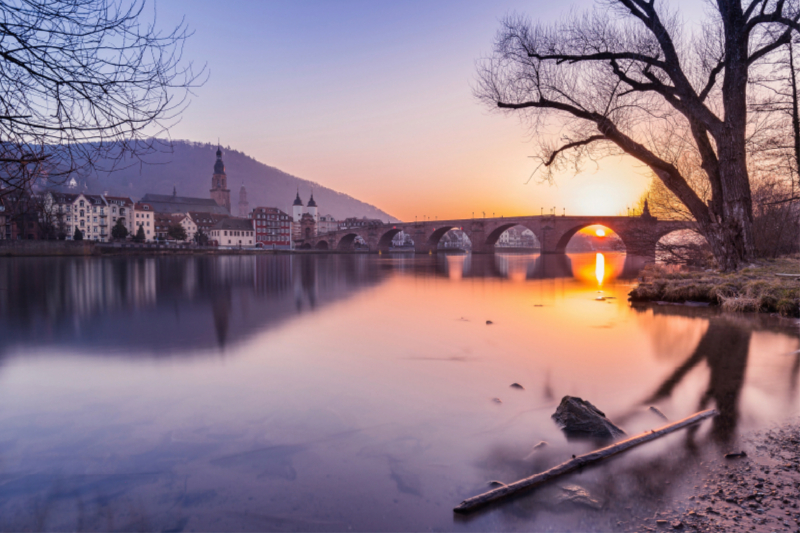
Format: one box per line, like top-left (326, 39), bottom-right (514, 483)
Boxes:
top-left (0, 253), bottom-right (798, 531)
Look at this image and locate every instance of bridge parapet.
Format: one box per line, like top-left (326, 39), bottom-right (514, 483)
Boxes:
top-left (296, 216), bottom-right (696, 256)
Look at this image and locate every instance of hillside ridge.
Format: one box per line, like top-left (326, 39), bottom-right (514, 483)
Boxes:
top-left (63, 140), bottom-right (397, 222)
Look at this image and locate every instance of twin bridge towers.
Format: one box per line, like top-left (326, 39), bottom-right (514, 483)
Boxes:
top-left (295, 213), bottom-right (693, 257)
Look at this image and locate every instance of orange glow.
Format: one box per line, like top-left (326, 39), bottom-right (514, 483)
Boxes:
top-left (596, 228), bottom-right (606, 237)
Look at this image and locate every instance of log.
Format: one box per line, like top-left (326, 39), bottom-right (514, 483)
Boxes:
top-left (775, 273), bottom-right (800, 278)
top-left (453, 408), bottom-right (717, 514)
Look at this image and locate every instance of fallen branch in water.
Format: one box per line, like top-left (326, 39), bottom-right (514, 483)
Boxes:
top-left (453, 408), bottom-right (718, 514)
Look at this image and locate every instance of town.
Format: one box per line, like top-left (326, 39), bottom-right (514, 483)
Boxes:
top-left (0, 146), bottom-right (387, 249)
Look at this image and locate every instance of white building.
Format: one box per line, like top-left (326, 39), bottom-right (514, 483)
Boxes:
top-left (208, 217), bottom-right (254, 247)
top-left (44, 192), bottom-right (118, 241)
top-left (133, 202), bottom-right (155, 241)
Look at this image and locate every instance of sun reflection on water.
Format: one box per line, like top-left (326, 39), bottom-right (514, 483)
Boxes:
top-left (596, 252), bottom-right (605, 285)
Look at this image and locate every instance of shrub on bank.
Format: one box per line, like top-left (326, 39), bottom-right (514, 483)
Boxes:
top-left (629, 256), bottom-right (800, 316)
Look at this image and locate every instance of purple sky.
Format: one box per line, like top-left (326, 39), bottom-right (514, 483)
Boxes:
top-left (157, 0), bottom-right (705, 220)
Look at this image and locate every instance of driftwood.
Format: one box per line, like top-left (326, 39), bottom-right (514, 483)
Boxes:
top-left (775, 273), bottom-right (800, 278)
top-left (453, 408), bottom-right (717, 514)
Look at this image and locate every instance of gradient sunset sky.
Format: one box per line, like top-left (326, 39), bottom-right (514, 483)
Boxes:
top-left (159, 0), bottom-right (703, 221)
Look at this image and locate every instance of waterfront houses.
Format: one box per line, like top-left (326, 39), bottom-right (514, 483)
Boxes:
top-left (250, 207), bottom-right (291, 249)
top-left (208, 217), bottom-right (254, 247)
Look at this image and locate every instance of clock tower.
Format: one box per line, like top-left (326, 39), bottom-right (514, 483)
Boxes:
top-left (210, 146), bottom-right (231, 213)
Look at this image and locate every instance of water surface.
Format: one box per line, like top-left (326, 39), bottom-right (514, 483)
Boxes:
top-left (0, 253), bottom-right (797, 531)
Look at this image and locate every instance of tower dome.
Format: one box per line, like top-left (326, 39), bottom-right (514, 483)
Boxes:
top-left (214, 146), bottom-right (225, 175)
top-left (293, 191), bottom-right (303, 206)
top-left (307, 193), bottom-right (317, 208)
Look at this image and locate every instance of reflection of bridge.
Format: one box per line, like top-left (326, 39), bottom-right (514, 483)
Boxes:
top-left (297, 215), bottom-right (693, 255)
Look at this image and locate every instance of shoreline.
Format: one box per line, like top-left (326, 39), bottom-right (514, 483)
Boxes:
top-left (625, 418), bottom-right (800, 532)
top-left (629, 256), bottom-right (800, 317)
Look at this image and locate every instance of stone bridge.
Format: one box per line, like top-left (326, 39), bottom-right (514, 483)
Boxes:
top-left (295, 214), bottom-right (693, 256)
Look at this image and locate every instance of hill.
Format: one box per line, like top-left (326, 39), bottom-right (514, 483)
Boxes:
top-left (62, 140), bottom-right (397, 222)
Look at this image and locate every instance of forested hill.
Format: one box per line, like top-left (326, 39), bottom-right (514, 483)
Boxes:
top-left (63, 140), bottom-right (397, 222)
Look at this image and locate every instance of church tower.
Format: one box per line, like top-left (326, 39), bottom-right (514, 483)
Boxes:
top-left (238, 182), bottom-right (249, 217)
top-left (292, 190), bottom-right (304, 222)
top-left (306, 192), bottom-right (318, 223)
top-left (210, 146), bottom-right (231, 213)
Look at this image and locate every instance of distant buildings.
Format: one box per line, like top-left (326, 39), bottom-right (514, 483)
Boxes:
top-left (251, 207), bottom-right (291, 249)
top-left (0, 145), bottom-right (375, 249)
top-left (208, 217), bottom-right (254, 247)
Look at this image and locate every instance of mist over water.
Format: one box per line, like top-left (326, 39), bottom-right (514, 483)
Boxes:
top-left (0, 253), bottom-right (797, 531)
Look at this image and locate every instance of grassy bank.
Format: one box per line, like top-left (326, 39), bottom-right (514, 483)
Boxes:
top-left (629, 255), bottom-right (800, 316)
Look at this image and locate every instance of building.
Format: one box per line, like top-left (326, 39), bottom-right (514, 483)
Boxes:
top-left (44, 192), bottom-right (110, 241)
top-left (238, 183), bottom-right (249, 217)
top-left (153, 212), bottom-right (195, 242)
top-left (188, 212), bottom-right (230, 240)
top-left (133, 202), bottom-right (155, 241)
top-left (104, 196), bottom-right (135, 237)
top-left (299, 213), bottom-right (317, 240)
top-left (291, 191), bottom-right (321, 241)
top-left (208, 217), bottom-right (254, 248)
top-left (210, 146), bottom-right (231, 213)
top-left (317, 214), bottom-right (338, 235)
top-left (140, 189), bottom-right (229, 216)
top-left (339, 217), bottom-right (384, 230)
top-left (251, 207), bottom-right (291, 249)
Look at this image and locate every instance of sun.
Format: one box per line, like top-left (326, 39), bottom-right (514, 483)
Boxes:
top-left (595, 228), bottom-right (606, 237)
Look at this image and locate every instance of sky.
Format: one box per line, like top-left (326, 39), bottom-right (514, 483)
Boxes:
top-left (155, 0), bottom-right (703, 221)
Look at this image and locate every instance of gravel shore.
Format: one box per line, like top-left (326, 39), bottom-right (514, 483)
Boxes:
top-left (627, 421), bottom-right (800, 532)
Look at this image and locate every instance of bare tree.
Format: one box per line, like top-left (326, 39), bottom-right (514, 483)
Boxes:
top-left (476, 0), bottom-right (800, 271)
top-left (0, 0), bottom-right (202, 198)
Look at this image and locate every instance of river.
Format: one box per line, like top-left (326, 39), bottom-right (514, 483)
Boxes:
top-left (0, 252), bottom-right (797, 531)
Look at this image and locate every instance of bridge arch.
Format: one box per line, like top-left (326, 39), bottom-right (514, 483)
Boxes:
top-left (298, 242), bottom-right (312, 250)
top-left (553, 223), bottom-right (627, 253)
top-left (377, 228), bottom-right (403, 251)
top-left (315, 240), bottom-right (330, 250)
top-left (427, 226), bottom-right (472, 251)
top-left (335, 232), bottom-right (369, 251)
top-left (487, 223), bottom-right (541, 250)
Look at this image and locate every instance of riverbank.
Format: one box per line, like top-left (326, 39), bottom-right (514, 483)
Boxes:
top-left (629, 256), bottom-right (800, 317)
top-left (625, 419), bottom-right (800, 533)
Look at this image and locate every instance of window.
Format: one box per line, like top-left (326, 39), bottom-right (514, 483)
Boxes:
top-left (112, 207), bottom-right (116, 214)
top-left (79, 210), bottom-right (84, 217)
top-left (80, 220), bottom-right (85, 227)
top-left (79, 200), bottom-right (84, 207)
top-left (120, 208), bottom-right (125, 215)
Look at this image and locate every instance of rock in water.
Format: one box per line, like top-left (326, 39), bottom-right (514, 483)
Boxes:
top-left (551, 396), bottom-right (626, 441)
top-left (554, 485), bottom-right (603, 510)
top-left (510, 383), bottom-right (524, 390)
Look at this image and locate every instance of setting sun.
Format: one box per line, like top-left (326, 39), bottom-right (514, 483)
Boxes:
top-left (596, 228), bottom-right (606, 237)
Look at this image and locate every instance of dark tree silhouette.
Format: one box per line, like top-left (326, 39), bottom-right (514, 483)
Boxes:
top-left (73, 227), bottom-right (83, 241)
top-left (0, 0), bottom-right (202, 198)
top-left (134, 225), bottom-right (145, 242)
top-left (167, 222), bottom-right (187, 241)
top-left (111, 219), bottom-right (128, 240)
top-left (477, 0), bottom-right (800, 270)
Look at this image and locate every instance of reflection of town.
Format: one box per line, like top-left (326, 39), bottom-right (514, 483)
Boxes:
top-left (0, 255), bottom-right (388, 355)
top-left (0, 253), bottom-right (645, 356)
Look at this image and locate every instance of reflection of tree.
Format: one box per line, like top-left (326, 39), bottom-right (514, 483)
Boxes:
top-left (643, 320), bottom-right (751, 444)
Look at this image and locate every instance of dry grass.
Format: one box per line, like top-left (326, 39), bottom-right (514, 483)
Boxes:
top-left (629, 255), bottom-right (800, 316)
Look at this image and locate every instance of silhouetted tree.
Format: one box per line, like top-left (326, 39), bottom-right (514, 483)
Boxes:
top-left (167, 223), bottom-right (187, 241)
top-left (477, 0), bottom-right (800, 270)
top-left (73, 227), bottom-right (83, 241)
top-left (111, 219), bottom-right (129, 241)
top-left (0, 0), bottom-right (203, 198)
top-left (194, 227), bottom-right (208, 245)
top-left (134, 225), bottom-right (145, 243)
